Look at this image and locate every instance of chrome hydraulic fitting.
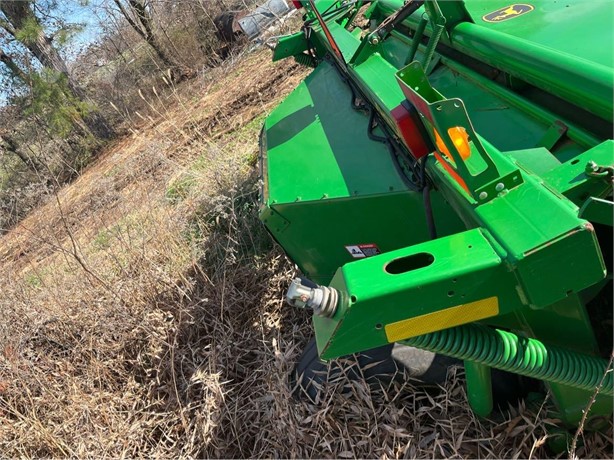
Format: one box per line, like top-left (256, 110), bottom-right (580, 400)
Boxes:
top-left (286, 277), bottom-right (339, 318)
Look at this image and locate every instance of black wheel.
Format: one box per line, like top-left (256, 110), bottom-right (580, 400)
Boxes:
top-left (290, 338), bottom-right (395, 401)
top-left (291, 338), bottom-right (539, 409)
top-left (290, 338), bottom-right (457, 402)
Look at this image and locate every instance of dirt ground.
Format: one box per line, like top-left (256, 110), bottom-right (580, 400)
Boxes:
top-left (0, 46), bottom-right (611, 458)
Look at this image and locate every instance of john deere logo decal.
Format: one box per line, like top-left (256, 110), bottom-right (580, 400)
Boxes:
top-left (483, 4), bottom-right (534, 22)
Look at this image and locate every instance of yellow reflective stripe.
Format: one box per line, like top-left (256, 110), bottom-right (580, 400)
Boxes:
top-left (385, 297), bottom-right (499, 342)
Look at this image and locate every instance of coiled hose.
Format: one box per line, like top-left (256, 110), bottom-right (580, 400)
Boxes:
top-left (294, 52), bottom-right (317, 68)
top-left (404, 323), bottom-right (613, 396)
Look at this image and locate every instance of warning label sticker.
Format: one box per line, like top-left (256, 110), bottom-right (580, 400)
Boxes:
top-left (345, 243), bottom-right (381, 259)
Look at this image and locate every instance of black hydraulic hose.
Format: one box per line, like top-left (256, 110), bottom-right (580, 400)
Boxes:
top-left (322, 50), bottom-right (426, 194)
top-left (301, 24), bottom-right (319, 67)
top-left (366, 107), bottom-right (421, 192)
top-left (422, 184), bottom-right (437, 239)
top-left (366, 107), bottom-right (388, 144)
top-left (336, 61), bottom-right (422, 192)
top-left (419, 156), bottom-right (437, 239)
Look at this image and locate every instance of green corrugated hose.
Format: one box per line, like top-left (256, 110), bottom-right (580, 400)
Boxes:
top-left (294, 53), bottom-right (317, 68)
top-left (404, 323), bottom-right (613, 396)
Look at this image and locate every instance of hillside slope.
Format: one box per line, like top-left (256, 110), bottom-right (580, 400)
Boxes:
top-left (0, 47), bottom-right (611, 458)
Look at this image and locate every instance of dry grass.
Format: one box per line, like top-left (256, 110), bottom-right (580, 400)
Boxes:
top-left (0, 45), bottom-right (611, 458)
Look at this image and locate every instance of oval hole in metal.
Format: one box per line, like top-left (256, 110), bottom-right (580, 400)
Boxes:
top-left (385, 252), bottom-right (434, 275)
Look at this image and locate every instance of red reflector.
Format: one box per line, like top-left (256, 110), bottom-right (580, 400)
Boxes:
top-left (391, 104), bottom-right (430, 160)
top-left (291, 0), bottom-right (302, 9)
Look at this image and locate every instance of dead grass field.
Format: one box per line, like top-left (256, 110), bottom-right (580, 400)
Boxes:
top-left (0, 46), bottom-right (611, 458)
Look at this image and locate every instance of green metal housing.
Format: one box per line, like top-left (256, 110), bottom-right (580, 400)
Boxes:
top-left (258, 0), bottom-right (614, 428)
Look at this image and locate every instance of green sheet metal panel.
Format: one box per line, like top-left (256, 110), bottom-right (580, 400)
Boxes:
top-left (373, 0), bottom-right (614, 121)
top-left (313, 228), bottom-right (522, 358)
top-left (326, 21), bottom-right (361, 61)
top-left (262, 58), bottom-right (467, 284)
top-left (270, 191), bottom-right (466, 284)
top-left (465, 0), bottom-right (614, 68)
top-left (426, 70), bottom-right (577, 155)
top-left (264, 61), bottom-right (408, 204)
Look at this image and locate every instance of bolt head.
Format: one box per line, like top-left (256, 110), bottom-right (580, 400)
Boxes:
top-left (585, 160), bottom-right (598, 173)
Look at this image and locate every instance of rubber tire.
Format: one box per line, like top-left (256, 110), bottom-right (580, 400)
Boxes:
top-left (291, 338), bottom-right (539, 409)
top-left (290, 339), bottom-right (394, 401)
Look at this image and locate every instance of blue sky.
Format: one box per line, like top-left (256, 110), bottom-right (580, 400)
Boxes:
top-left (65, 0), bottom-right (108, 57)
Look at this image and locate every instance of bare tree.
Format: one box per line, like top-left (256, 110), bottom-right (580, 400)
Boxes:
top-left (112, 0), bottom-right (194, 81)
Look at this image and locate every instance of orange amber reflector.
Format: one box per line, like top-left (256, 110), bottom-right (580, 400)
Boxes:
top-left (433, 127), bottom-right (471, 162)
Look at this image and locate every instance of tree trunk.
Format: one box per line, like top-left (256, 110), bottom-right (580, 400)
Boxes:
top-left (0, 133), bottom-right (45, 173)
top-left (113, 0), bottom-right (194, 81)
top-left (31, 31), bottom-right (85, 99)
top-left (0, 0), bottom-right (114, 140)
top-left (0, 1), bottom-right (74, 84)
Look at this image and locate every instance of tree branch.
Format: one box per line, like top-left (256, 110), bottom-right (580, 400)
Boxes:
top-left (112, 0), bottom-right (147, 41)
top-left (0, 17), bottom-right (15, 36)
top-left (0, 133), bottom-right (44, 173)
top-left (128, 0), bottom-right (155, 41)
top-left (0, 44), bottom-right (30, 84)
